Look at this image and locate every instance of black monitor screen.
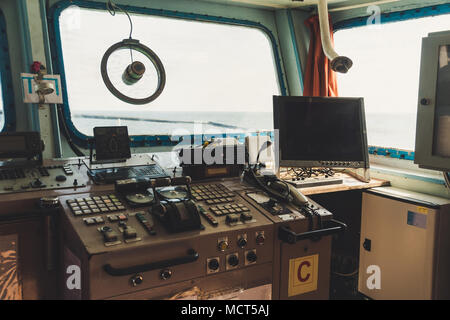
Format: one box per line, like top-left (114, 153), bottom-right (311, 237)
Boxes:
top-left (94, 126), bottom-right (131, 161)
top-left (273, 96), bottom-right (369, 168)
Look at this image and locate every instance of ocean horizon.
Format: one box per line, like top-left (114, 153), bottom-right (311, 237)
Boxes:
top-left (0, 109), bottom-right (417, 151)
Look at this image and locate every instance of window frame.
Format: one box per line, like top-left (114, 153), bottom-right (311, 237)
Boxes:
top-left (49, 0), bottom-right (286, 148)
top-left (333, 3), bottom-right (450, 159)
top-left (0, 9), bottom-right (16, 132)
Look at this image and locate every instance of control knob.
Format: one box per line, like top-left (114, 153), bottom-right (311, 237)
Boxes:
top-left (237, 237), bottom-right (247, 248)
top-left (130, 274), bottom-right (143, 287)
top-left (32, 178), bottom-right (44, 188)
top-left (255, 232), bottom-right (265, 246)
top-left (217, 240), bottom-right (229, 252)
top-left (160, 269), bottom-right (172, 280)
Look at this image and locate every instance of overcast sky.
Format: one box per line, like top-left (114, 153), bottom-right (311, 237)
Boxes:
top-left (60, 6), bottom-right (280, 114)
top-left (334, 14), bottom-right (450, 114)
top-left (59, 6), bottom-right (450, 117)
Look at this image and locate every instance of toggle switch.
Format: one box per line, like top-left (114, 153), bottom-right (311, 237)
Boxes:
top-left (123, 225), bottom-right (138, 240)
top-left (101, 226), bottom-right (119, 243)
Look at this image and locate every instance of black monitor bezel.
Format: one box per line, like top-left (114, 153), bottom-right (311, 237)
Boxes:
top-left (273, 96), bottom-right (369, 169)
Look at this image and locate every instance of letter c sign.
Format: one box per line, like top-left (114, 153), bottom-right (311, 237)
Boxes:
top-left (288, 254), bottom-right (318, 297)
top-left (297, 261), bottom-right (311, 282)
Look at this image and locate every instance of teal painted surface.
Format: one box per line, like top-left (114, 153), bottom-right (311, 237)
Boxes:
top-left (39, 0), bottom-right (62, 157)
top-left (288, 9), bottom-right (310, 88)
top-left (287, 9), bottom-right (303, 94)
top-left (17, 0), bottom-right (40, 132)
top-left (369, 146), bottom-right (415, 161)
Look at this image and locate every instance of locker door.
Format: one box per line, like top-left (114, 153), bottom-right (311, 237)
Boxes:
top-left (359, 192), bottom-right (437, 300)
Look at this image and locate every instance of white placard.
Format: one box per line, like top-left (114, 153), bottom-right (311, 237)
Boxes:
top-left (21, 73), bottom-right (63, 104)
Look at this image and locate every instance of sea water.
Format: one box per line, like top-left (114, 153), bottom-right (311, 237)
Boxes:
top-left (0, 110), bottom-right (417, 151)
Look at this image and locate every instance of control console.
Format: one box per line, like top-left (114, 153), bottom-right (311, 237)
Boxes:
top-left (59, 179), bottom-right (274, 299)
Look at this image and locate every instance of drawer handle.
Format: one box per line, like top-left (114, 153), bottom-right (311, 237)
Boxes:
top-left (278, 219), bottom-right (347, 244)
top-left (103, 249), bottom-right (199, 276)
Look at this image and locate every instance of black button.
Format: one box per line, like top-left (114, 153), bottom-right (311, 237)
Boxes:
top-left (56, 175), bottom-right (67, 182)
top-left (228, 254), bottom-right (239, 267)
top-left (246, 251), bottom-right (257, 263)
top-left (226, 214), bottom-right (239, 224)
top-left (208, 259), bottom-right (219, 271)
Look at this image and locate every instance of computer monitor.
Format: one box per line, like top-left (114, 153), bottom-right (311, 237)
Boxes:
top-left (273, 96), bottom-right (369, 169)
top-left (93, 126), bottom-right (131, 162)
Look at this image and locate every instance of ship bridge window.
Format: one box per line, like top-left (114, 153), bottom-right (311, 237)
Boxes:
top-left (334, 12), bottom-right (450, 151)
top-left (57, 6), bottom-right (281, 142)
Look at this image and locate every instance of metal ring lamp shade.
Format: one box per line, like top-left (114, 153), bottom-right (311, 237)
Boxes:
top-left (100, 39), bottom-right (166, 105)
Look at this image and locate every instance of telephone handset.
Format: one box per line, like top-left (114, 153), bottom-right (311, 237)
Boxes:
top-left (243, 169), bottom-right (309, 207)
top-left (268, 180), bottom-right (309, 206)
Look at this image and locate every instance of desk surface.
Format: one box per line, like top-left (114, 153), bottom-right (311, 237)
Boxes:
top-left (282, 173), bottom-right (390, 196)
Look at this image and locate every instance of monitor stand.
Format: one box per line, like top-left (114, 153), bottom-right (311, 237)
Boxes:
top-left (344, 167), bottom-right (371, 183)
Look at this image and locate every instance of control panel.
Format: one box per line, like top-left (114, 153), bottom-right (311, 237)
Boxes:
top-left (60, 181), bottom-right (274, 299)
top-left (0, 131), bottom-right (43, 159)
top-left (0, 163), bottom-right (87, 194)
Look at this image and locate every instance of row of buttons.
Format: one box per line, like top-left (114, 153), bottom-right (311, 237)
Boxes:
top-left (205, 197), bottom-right (234, 205)
top-left (135, 212), bottom-right (156, 235)
top-left (320, 161), bottom-right (359, 167)
top-left (198, 206), bottom-right (219, 227)
top-left (37, 167), bottom-right (49, 177)
top-left (0, 168), bottom-right (26, 180)
top-left (63, 165), bottom-right (73, 175)
top-left (84, 213), bottom-right (129, 226)
top-left (191, 184), bottom-right (235, 201)
top-left (83, 216), bottom-right (105, 225)
top-left (225, 212), bottom-right (253, 225)
top-left (210, 203), bottom-right (250, 216)
top-left (107, 213), bottom-right (128, 222)
top-left (67, 194), bottom-right (125, 216)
